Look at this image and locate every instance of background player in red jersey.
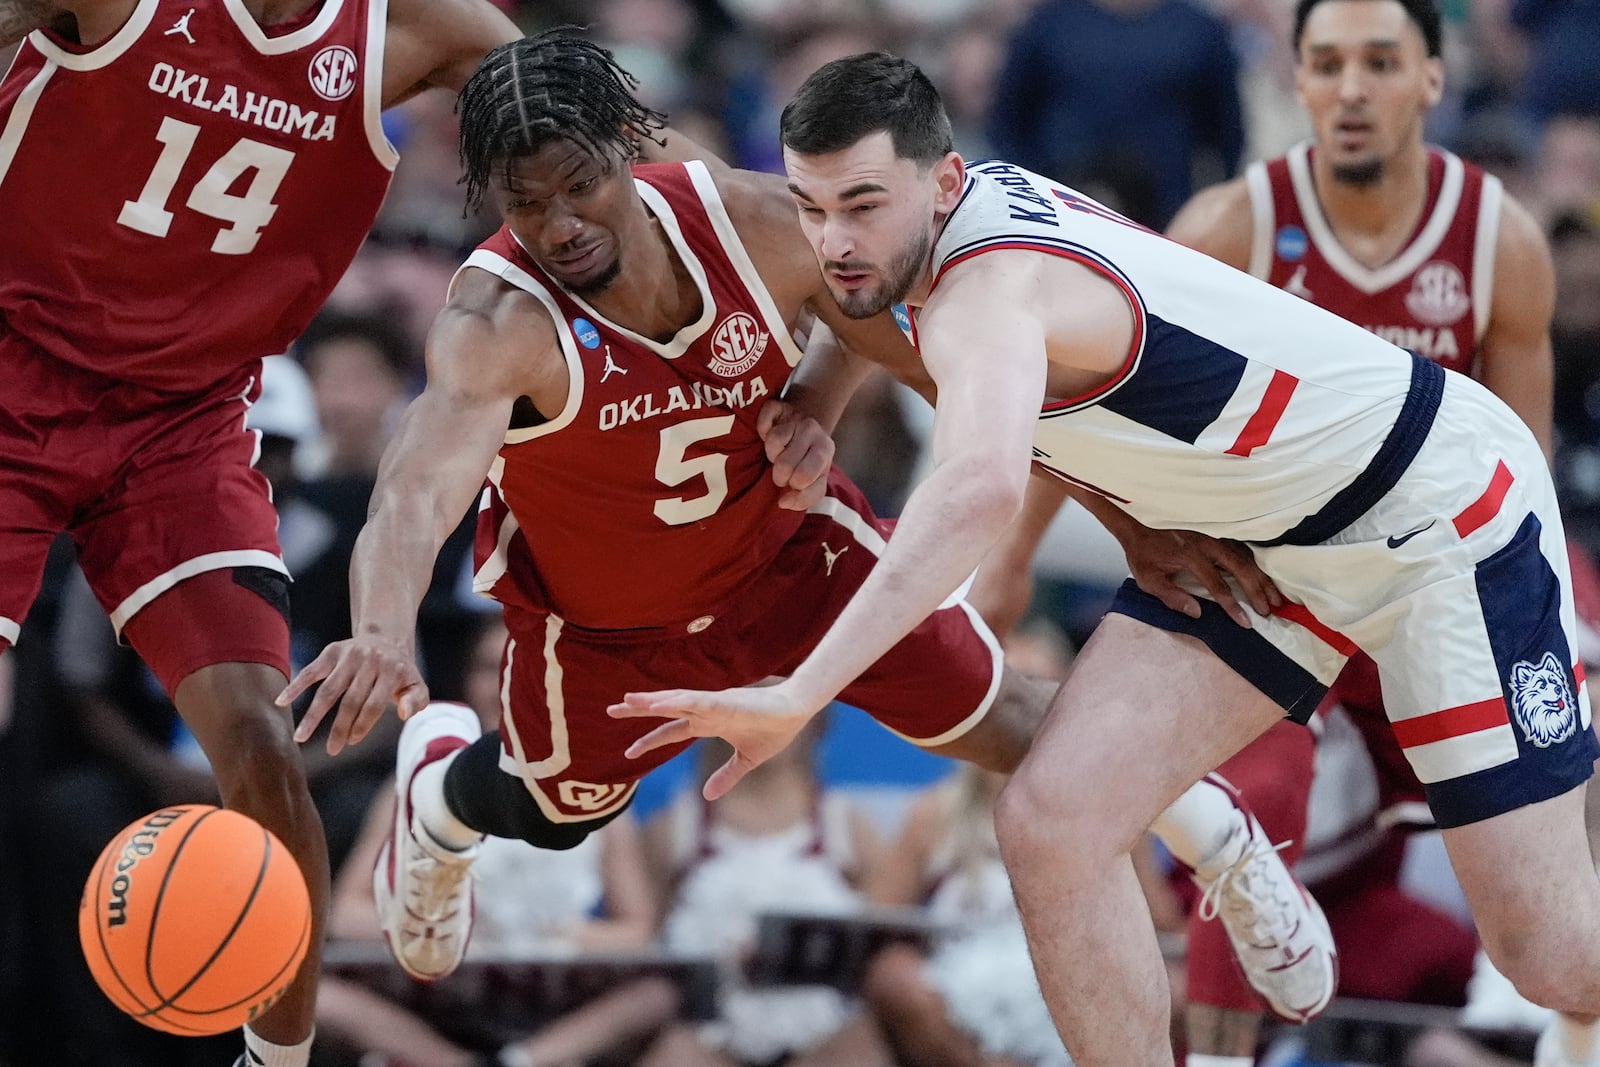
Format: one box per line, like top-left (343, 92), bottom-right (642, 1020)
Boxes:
top-left (1159, 0), bottom-right (1569, 1062)
top-left (0, 0), bottom-right (520, 1061)
top-left (280, 31), bottom-right (1337, 1027)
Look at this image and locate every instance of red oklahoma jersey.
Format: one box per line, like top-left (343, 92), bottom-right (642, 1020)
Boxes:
top-left (1245, 142), bottom-right (1501, 377)
top-left (0, 0), bottom-right (395, 391)
top-left (471, 161), bottom-right (807, 631)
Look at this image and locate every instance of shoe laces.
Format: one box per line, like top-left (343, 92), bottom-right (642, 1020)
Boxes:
top-left (1196, 834), bottom-right (1298, 946)
top-left (402, 831), bottom-right (475, 924)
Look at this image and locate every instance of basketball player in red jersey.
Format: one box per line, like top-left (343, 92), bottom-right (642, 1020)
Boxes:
top-left (1161, 1), bottom-right (1568, 1063)
top-left (0, 0), bottom-right (520, 1061)
top-left (280, 31), bottom-right (1339, 1024)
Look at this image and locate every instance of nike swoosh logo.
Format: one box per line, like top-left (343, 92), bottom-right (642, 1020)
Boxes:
top-left (1386, 520), bottom-right (1436, 549)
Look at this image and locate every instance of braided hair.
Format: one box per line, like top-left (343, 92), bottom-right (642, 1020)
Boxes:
top-left (457, 29), bottom-right (668, 212)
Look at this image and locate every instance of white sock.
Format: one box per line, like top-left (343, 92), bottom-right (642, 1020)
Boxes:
top-left (410, 754), bottom-right (483, 851)
top-left (1151, 778), bottom-right (1246, 872)
top-left (1187, 1056), bottom-right (1253, 1067)
top-left (1555, 1014), bottom-right (1600, 1061)
top-left (243, 1026), bottom-right (313, 1067)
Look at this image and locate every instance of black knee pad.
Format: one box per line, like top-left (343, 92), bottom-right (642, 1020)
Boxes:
top-left (442, 732), bottom-right (630, 851)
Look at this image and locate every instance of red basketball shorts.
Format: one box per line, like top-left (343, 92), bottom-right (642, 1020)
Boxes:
top-left (0, 331), bottom-right (286, 667)
top-left (490, 472), bottom-right (1003, 824)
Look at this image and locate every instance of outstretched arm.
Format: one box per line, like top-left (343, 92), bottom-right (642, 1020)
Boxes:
top-left (281, 270), bottom-right (560, 752)
top-left (611, 252), bottom-right (1047, 799)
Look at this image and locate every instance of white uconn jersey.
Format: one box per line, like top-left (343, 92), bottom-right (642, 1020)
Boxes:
top-left (924, 159), bottom-right (1439, 544)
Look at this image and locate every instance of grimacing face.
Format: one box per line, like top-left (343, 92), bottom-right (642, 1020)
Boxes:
top-left (492, 139), bottom-right (635, 298)
top-left (1295, 0), bottom-right (1443, 186)
top-left (783, 131), bottom-right (950, 319)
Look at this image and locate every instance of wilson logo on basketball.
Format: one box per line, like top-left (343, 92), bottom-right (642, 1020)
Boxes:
top-left (709, 312), bottom-right (768, 377)
top-left (308, 45), bottom-right (358, 102)
top-left (104, 807), bottom-right (186, 928)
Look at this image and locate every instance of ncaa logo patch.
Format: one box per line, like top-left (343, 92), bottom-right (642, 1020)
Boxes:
top-left (1509, 650), bottom-right (1577, 748)
top-left (573, 317), bottom-right (601, 349)
top-left (308, 45), bottom-right (358, 101)
top-left (709, 312), bottom-right (768, 377)
top-left (1275, 225), bottom-right (1308, 262)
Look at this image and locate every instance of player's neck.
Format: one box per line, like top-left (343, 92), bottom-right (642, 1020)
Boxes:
top-left (1311, 142), bottom-right (1431, 270)
top-left (242, 0), bottom-right (320, 28)
top-left (584, 212), bottom-right (701, 341)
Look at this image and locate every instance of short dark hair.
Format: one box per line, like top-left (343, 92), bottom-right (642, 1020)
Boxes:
top-left (456, 29), bottom-right (668, 211)
top-left (1292, 0), bottom-right (1442, 58)
top-left (780, 52), bottom-right (954, 167)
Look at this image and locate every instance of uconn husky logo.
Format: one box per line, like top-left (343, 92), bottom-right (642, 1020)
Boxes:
top-left (709, 312), bottom-right (767, 377)
top-left (1509, 651), bottom-right (1577, 748)
top-left (308, 45), bottom-right (358, 101)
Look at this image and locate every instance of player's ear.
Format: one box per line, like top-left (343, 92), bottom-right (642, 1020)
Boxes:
top-left (1421, 55), bottom-right (1444, 109)
top-left (933, 152), bottom-right (965, 212)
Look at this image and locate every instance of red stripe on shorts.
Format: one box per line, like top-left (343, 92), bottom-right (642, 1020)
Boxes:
top-left (1226, 369), bottom-right (1299, 457)
top-left (1272, 601), bottom-right (1358, 656)
top-left (1452, 460), bottom-right (1514, 538)
top-left (1391, 697), bottom-right (1510, 750)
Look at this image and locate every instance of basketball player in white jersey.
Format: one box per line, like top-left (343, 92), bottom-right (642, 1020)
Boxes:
top-left (282, 32), bottom-right (1337, 1038)
top-left (1160, 0), bottom-right (1567, 1062)
top-left (611, 52), bottom-right (1600, 1066)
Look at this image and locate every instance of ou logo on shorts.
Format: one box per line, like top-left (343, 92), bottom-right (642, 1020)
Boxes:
top-left (709, 312), bottom-right (768, 377)
top-left (309, 45), bottom-right (358, 101)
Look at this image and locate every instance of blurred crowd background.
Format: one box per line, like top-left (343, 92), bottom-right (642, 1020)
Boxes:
top-left (1, 0), bottom-right (1598, 1064)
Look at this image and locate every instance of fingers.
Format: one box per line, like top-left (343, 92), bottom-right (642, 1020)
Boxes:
top-left (625, 718), bottom-right (700, 759)
top-left (278, 649), bottom-right (335, 709)
top-left (1218, 540), bottom-right (1284, 612)
top-left (703, 753), bottom-right (758, 802)
top-left (606, 691), bottom-right (693, 720)
top-left (1155, 585), bottom-right (1204, 621)
top-left (756, 399), bottom-right (787, 440)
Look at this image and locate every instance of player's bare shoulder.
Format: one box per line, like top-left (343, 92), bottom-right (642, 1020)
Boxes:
top-left (3, 0), bottom-right (129, 48)
top-left (1165, 176), bottom-right (1254, 270)
top-left (431, 266), bottom-right (570, 421)
top-left (710, 165), bottom-right (825, 323)
top-left (378, 0), bottom-right (516, 106)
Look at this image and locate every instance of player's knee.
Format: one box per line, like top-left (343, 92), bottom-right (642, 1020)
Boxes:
top-left (197, 698), bottom-right (299, 783)
top-left (995, 767), bottom-right (1069, 861)
top-left (1480, 927), bottom-right (1584, 1012)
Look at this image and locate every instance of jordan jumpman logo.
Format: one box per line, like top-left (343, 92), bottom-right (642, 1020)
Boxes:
top-left (165, 8), bottom-right (196, 42)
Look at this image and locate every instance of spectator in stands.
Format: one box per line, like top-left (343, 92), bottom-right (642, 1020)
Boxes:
top-left (987, 0), bottom-right (1245, 227)
top-left (1510, 0), bottom-right (1600, 130)
top-left (639, 717), bottom-right (892, 1067)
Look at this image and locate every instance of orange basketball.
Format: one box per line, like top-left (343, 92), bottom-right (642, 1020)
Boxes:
top-left (78, 805), bottom-right (312, 1036)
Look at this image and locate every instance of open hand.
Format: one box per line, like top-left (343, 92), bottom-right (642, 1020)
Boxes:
top-left (608, 683), bottom-right (817, 800)
top-left (277, 635), bottom-right (429, 755)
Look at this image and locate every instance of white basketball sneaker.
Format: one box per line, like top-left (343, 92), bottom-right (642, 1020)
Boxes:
top-left (1194, 810), bottom-right (1339, 1023)
top-left (374, 702), bottom-right (482, 982)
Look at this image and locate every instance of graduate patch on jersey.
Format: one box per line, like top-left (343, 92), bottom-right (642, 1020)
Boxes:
top-left (1275, 225), bottom-right (1308, 262)
top-left (709, 312), bottom-right (768, 377)
top-left (308, 45), bottom-right (358, 101)
top-left (573, 318), bottom-right (602, 349)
